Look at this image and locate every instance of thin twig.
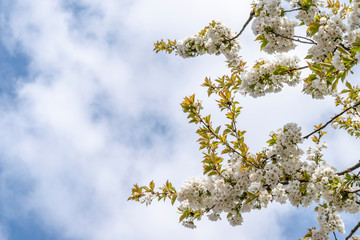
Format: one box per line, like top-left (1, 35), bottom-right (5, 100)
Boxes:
top-left (296, 66), bottom-right (309, 70)
top-left (224, 11), bottom-right (255, 42)
top-left (269, 31), bottom-right (317, 45)
top-left (280, 179), bottom-right (310, 185)
top-left (337, 161), bottom-right (360, 175)
top-left (340, 43), bottom-right (351, 51)
top-left (199, 118), bottom-right (239, 156)
top-left (345, 189), bottom-right (360, 194)
top-left (285, 65), bottom-right (309, 74)
top-left (303, 101), bottom-right (360, 139)
top-left (333, 232), bottom-right (338, 240)
top-left (198, 117), bottom-right (242, 180)
top-left (225, 103), bottom-right (241, 142)
top-left (293, 35), bottom-right (317, 44)
top-left (345, 221), bottom-right (360, 240)
top-left (283, 7), bottom-right (302, 13)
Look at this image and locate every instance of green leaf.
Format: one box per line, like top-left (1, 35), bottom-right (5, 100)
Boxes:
top-left (320, 62), bottom-right (332, 68)
top-left (338, 46), bottom-right (349, 54)
top-left (255, 34), bottom-right (265, 41)
top-left (307, 22), bottom-right (320, 36)
top-left (308, 63), bottom-right (322, 73)
top-left (343, 56), bottom-right (354, 64)
top-left (171, 195), bottom-right (177, 205)
top-left (204, 115), bottom-right (211, 124)
top-left (260, 39), bottom-right (269, 51)
top-left (239, 166), bottom-right (248, 171)
top-left (255, 34), bottom-right (269, 51)
top-left (179, 212), bottom-right (187, 222)
top-left (215, 126), bottom-right (221, 134)
top-left (350, 46), bottom-right (360, 52)
top-left (221, 148), bottom-right (232, 154)
top-left (149, 181), bottom-right (155, 190)
top-left (346, 81), bottom-right (353, 90)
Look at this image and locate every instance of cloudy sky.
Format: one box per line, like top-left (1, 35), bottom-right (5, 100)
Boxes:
top-left (0, 0), bottom-right (358, 239)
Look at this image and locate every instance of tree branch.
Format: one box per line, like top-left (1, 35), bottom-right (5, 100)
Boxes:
top-left (303, 101), bottom-right (360, 139)
top-left (345, 221), bottom-right (360, 240)
top-left (337, 161), bottom-right (360, 175)
top-left (224, 11), bottom-right (255, 42)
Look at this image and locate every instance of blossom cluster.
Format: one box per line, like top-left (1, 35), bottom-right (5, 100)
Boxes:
top-left (303, 75), bottom-right (335, 99)
top-left (176, 21), bottom-right (241, 65)
top-left (311, 205), bottom-right (345, 240)
top-left (331, 114), bottom-right (360, 138)
top-left (252, 0), bottom-right (297, 54)
top-left (291, 1), bottom-right (321, 25)
top-left (309, 15), bottom-right (347, 63)
top-left (268, 123), bottom-right (303, 161)
top-left (173, 122), bottom-right (360, 239)
top-left (240, 54), bottom-right (300, 97)
top-left (347, 0), bottom-right (360, 32)
top-left (332, 51), bottom-right (346, 71)
top-left (138, 0), bottom-right (360, 238)
top-left (306, 141), bottom-right (327, 163)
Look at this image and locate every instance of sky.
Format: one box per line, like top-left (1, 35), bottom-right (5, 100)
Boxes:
top-left (0, 0), bottom-right (358, 239)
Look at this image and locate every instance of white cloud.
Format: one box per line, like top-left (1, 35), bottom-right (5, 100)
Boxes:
top-left (0, 0), bottom-right (357, 239)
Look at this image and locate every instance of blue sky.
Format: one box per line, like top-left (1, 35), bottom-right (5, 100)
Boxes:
top-left (0, 0), bottom-right (358, 239)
